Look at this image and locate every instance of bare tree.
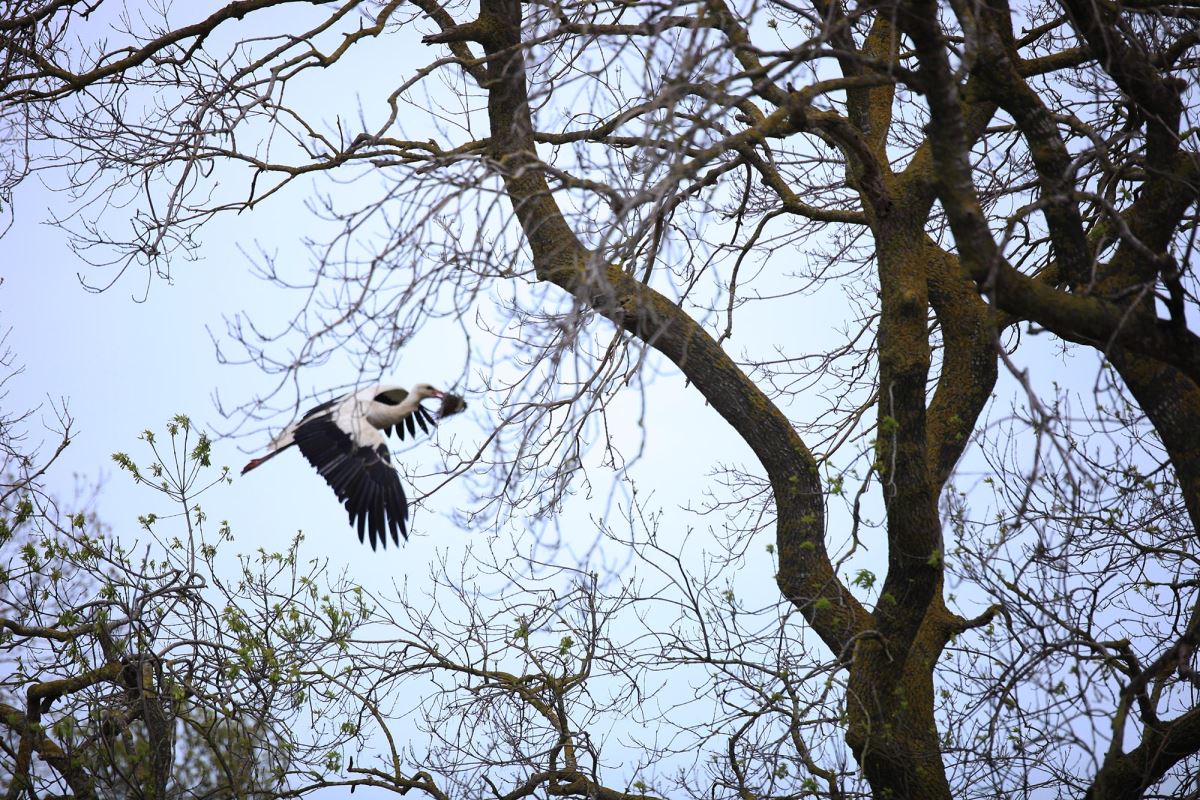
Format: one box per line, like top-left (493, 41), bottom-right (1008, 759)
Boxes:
top-left (2, 0), bottom-right (1200, 798)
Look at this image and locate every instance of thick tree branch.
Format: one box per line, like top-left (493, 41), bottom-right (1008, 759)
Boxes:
top-left (476, 0), bottom-right (871, 652)
top-left (0, 702), bottom-right (98, 800)
top-left (899, 0), bottom-right (1200, 386)
top-left (923, 240), bottom-right (998, 487)
top-left (1086, 704), bottom-right (1200, 800)
top-left (970, 0), bottom-right (1092, 286)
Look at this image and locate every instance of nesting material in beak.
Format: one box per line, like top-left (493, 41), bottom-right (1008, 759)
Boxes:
top-left (438, 393), bottom-right (468, 418)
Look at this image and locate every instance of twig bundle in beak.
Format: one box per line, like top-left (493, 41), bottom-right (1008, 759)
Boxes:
top-left (438, 393), bottom-right (468, 418)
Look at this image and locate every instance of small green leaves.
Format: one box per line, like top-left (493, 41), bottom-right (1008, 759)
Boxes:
top-left (111, 451), bottom-right (140, 479)
top-left (851, 569), bottom-right (876, 590)
top-left (191, 433), bottom-right (212, 467)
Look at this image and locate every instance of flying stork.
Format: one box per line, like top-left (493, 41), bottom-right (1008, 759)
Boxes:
top-left (242, 383), bottom-right (461, 550)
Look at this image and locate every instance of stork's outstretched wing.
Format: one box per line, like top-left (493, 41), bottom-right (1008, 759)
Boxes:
top-left (292, 414), bottom-right (409, 549)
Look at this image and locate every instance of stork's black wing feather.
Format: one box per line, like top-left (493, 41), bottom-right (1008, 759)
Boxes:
top-left (392, 406), bottom-right (437, 441)
top-left (292, 416), bottom-right (409, 550)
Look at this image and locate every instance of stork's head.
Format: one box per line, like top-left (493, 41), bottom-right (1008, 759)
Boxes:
top-left (411, 383), bottom-right (445, 401)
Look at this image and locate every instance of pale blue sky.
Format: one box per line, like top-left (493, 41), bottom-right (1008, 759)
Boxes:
top-left (0, 112), bottom-right (814, 596)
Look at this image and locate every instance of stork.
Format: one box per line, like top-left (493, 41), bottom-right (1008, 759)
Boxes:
top-left (242, 383), bottom-right (456, 550)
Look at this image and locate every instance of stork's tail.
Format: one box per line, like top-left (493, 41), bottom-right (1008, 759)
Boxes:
top-left (241, 449), bottom-right (283, 475)
top-left (242, 426), bottom-right (298, 475)
top-left (241, 456), bottom-right (267, 475)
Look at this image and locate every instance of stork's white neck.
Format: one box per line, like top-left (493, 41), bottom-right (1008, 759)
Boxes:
top-left (365, 386), bottom-right (427, 429)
